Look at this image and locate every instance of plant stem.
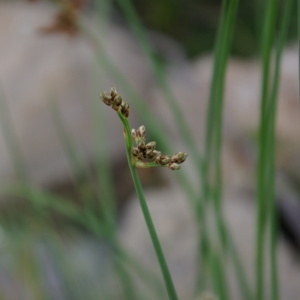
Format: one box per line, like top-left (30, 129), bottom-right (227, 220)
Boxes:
top-left (117, 111), bottom-right (178, 300)
top-left (201, 1), bottom-right (252, 299)
top-left (256, 1), bottom-right (278, 300)
top-left (129, 165), bottom-right (178, 300)
top-left (265, 2), bottom-right (293, 299)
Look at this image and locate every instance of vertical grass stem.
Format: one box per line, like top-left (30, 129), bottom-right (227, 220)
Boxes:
top-left (117, 111), bottom-right (178, 300)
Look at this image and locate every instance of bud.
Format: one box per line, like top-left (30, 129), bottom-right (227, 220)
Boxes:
top-left (110, 87), bottom-right (118, 98)
top-left (113, 94), bottom-right (122, 107)
top-left (155, 154), bottom-right (162, 164)
top-left (137, 125), bottom-right (146, 138)
top-left (100, 92), bottom-right (112, 106)
top-left (137, 140), bottom-right (146, 151)
top-left (171, 152), bottom-right (188, 164)
top-left (145, 149), bottom-right (155, 158)
top-left (156, 154), bottom-right (171, 165)
top-left (146, 141), bottom-right (156, 150)
top-left (161, 155), bottom-right (172, 165)
top-left (135, 125), bottom-right (146, 149)
top-left (152, 150), bottom-right (161, 157)
top-left (168, 163), bottom-right (181, 170)
top-left (131, 147), bottom-right (139, 157)
top-left (120, 101), bottom-right (129, 118)
top-left (131, 129), bottom-right (137, 139)
top-left (131, 147), bottom-right (143, 160)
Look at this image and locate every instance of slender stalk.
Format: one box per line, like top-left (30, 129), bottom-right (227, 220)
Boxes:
top-left (201, 1), bottom-right (252, 299)
top-left (210, 0), bottom-right (239, 257)
top-left (113, 257), bottom-right (138, 300)
top-left (112, 244), bottom-right (166, 299)
top-left (195, 2), bottom-right (227, 287)
top-left (194, 1), bottom-right (229, 292)
top-left (117, 111), bottom-right (178, 300)
top-left (211, 251), bottom-right (229, 300)
top-left (128, 166), bottom-right (178, 300)
top-left (265, 2), bottom-right (293, 299)
top-left (256, 1), bottom-right (278, 300)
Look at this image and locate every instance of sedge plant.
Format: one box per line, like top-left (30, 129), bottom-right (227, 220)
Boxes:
top-left (100, 87), bottom-right (188, 300)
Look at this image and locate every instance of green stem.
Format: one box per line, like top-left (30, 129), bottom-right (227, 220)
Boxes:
top-left (129, 166), bottom-right (178, 300)
top-left (117, 111), bottom-right (178, 300)
top-left (256, 1), bottom-right (278, 300)
top-left (201, 1), bottom-right (252, 299)
top-left (266, 2), bottom-right (293, 299)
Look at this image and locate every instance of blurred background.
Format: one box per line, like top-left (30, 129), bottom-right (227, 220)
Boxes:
top-left (0, 0), bottom-right (299, 299)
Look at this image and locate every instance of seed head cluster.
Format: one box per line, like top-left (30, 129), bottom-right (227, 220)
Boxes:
top-left (100, 87), bottom-right (129, 118)
top-left (131, 125), bottom-right (187, 170)
top-left (101, 87), bottom-right (187, 171)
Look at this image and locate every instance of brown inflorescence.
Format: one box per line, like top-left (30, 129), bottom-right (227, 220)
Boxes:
top-left (100, 87), bottom-right (130, 118)
top-left (101, 87), bottom-right (187, 171)
top-left (131, 125), bottom-right (187, 170)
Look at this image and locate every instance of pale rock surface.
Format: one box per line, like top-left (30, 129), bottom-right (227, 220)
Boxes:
top-left (119, 185), bottom-right (300, 300)
top-left (151, 45), bottom-right (299, 145)
top-left (119, 185), bottom-right (197, 300)
top-left (0, 1), bottom-right (154, 186)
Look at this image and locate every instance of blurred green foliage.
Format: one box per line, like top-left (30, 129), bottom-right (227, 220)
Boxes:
top-left (129, 0), bottom-right (297, 57)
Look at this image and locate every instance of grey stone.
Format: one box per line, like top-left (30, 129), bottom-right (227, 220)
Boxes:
top-left (119, 185), bottom-right (300, 300)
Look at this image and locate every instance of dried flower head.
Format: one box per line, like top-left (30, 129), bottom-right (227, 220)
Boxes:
top-left (168, 163), bottom-right (181, 171)
top-left (129, 124), bottom-right (187, 170)
top-left (146, 141), bottom-right (156, 150)
top-left (137, 125), bottom-right (146, 137)
top-left (100, 87), bottom-right (130, 118)
top-left (155, 154), bottom-right (171, 165)
top-left (132, 125), bottom-right (146, 150)
top-left (171, 152), bottom-right (188, 164)
top-left (101, 87), bottom-right (187, 171)
top-left (120, 101), bottom-right (130, 118)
